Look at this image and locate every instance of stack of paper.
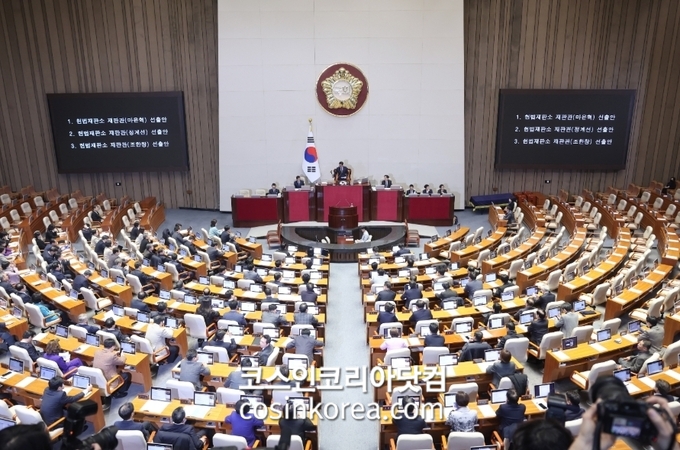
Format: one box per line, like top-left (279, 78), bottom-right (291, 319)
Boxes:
top-left (638, 377), bottom-right (657, 388)
top-left (589, 343), bottom-right (607, 352)
top-left (477, 404), bottom-right (496, 418)
top-left (184, 405), bottom-right (212, 418)
top-left (16, 377), bottom-right (37, 389)
top-left (408, 337), bottom-right (422, 346)
top-left (142, 400), bottom-right (171, 414)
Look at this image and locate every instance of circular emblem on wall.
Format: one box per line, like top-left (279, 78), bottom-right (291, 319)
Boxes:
top-left (316, 63), bottom-right (369, 117)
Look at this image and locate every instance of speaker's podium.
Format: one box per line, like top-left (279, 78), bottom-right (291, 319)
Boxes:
top-left (315, 182), bottom-right (371, 222)
top-left (328, 205), bottom-right (358, 244)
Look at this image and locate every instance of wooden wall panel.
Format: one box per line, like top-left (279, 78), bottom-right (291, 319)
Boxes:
top-left (464, 0), bottom-right (680, 200)
top-left (0, 0), bottom-right (218, 209)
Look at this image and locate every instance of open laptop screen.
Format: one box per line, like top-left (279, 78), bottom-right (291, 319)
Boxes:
top-left (534, 383), bottom-right (555, 398)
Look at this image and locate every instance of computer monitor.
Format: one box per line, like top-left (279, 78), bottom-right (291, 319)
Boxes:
top-left (261, 254), bottom-right (273, 262)
top-left (240, 302), bottom-right (256, 312)
top-left (8, 357), bottom-right (23, 373)
top-left (85, 333), bottom-right (100, 347)
top-left (628, 320), bottom-right (641, 333)
top-left (283, 270), bottom-right (295, 279)
top-left (394, 256), bottom-right (405, 264)
top-left (614, 368), bottom-right (631, 383)
top-left (287, 245), bottom-right (298, 253)
top-left (250, 284), bottom-right (263, 293)
top-left (390, 356), bottom-right (411, 369)
top-left (287, 357), bottom-right (309, 370)
top-left (306, 305), bottom-right (319, 316)
top-left (137, 312), bottom-right (150, 323)
top-left (150, 387), bottom-right (172, 402)
top-left (547, 307), bottom-right (560, 319)
top-left (193, 255), bottom-right (202, 262)
top-left (443, 392), bottom-right (458, 408)
top-left (55, 324), bottom-right (69, 338)
top-left (419, 253), bottom-right (429, 261)
top-left (39, 366), bottom-right (57, 381)
top-left (454, 322), bottom-right (472, 334)
top-left (485, 273), bottom-right (497, 283)
top-left (284, 257), bottom-right (296, 265)
top-left (196, 352), bottom-right (214, 365)
top-left (277, 286), bottom-right (291, 295)
top-left (234, 264), bottom-right (243, 273)
top-left (564, 272), bottom-right (575, 282)
top-left (473, 296), bottom-right (487, 307)
top-left (562, 336), bottom-right (577, 350)
top-left (69, 289), bottom-right (79, 299)
top-left (384, 327), bottom-right (402, 338)
top-left (198, 276), bottom-right (209, 285)
top-left (121, 341), bottom-right (136, 354)
top-left (439, 354), bottom-right (458, 366)
top-left (194, 391), bottom-right (216, 407)
top-left (501, 291), bottom-right (515, 301)
top-left (240, 394), bottom-right (265, 409)
top-left (262, 328), bottom-right (280, 339)
top-left (72, 374), bottom-right (90, 389)
top-left (165, 317), bottom-right (179, 329)
top-left (573, 300), bottom-right (586, 312)
top-left (425, 267), bottom-right (436, 275)
top-left (157, 265), bottom-right (165, 273)
top-left (614, 283), bottom-right (623, 295)
top-left (184, 295), bottom-right (197, 305)
top-left (211, 299), bottom-right (225, 309)
top-left (484, 349), bottom-right (501, 362)
top-left (450, 262), bottom-right (458, 270)
top-left (159, 290), bottom-right (171, 300)
top-left (442, 300), bottom-right (457, 311)
top-left (646, 360), bottom-right (663, 376)
top-left (0, 417), bottom-right (16, 431)
top-left (533, 382), bottom-right (555, 398)
top-left (227, 325), bottom-right (245, 336)
top-left (525, 286), bottom-right (537, 296)
top-left (112, 305), bottom-right (124, 317)
top-left (223, 280), bottom-right (236, 289)
top-left (490, 389), bottom-right (509, 404)
top-left (275, 304), bottom-right (287, 314)
top-left (256, 269), bottom-right (268, 277)
top-left (310, 272), bottom-right (322, 280)
top-left (519, 312), bottom-right (534, 325)
top-left (488, 318), bottom-right (504, 330)
top-left (142, 258), bottom-right (150, 267)
top-left (461, 279), bottom-right (469, 288)
top-left (179, 249), bottom-right (187, 257)
top-left (113, 276), bottom-right (124, 286)
top-left (597, 328), bottom-right (612, 342)
top-left (12, 306), bottom-right (21, 319)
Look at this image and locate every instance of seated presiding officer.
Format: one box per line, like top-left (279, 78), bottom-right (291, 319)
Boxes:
top-left (357, 227), bottom-right (371, 243)
top-left (405, 184), bottom-right (417, 195)
top-left (437, 184), bottom-right (448, 194)
top-left (333, 161), bottom-right (349, 182)
top-left (422, 184), bottom-right (433, 195)
top-left (268, 183), bottom-right (280, 195)
top-left (381, 175), bottom-right (392, 188)
top-left (294, 176), bottom-right (305, 189)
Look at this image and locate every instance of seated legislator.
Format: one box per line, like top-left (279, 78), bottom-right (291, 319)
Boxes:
top-left (225, 399), bottom-right (265, 447)
top-left (485, 349), bottom-right (517, 386)
top-left (617, 340), bottom-right (653, 374)
top-left (424, 323), bottom-right (445, 347)
top-left (376, 281), bottom-right (397, 302)
top-left (115, 402), bottom-right (157, 439)
top-left (179, 349), bottom-right (211, 390)
top-left (377, 302), bottom-right (399, 325)
top-left (158, 406), bottom-right (208, 450)
top-left (421, 184), bottom-right (433, 195)
top-left (294, 303), bottom-right (318, 327)
top-left (405, 184), bottom-right (417, 195)
top-left (394, 397), bottom-right (427, 438)
top-left (268, 183), bottom-right (280, 195)
top-left (286, 328), bottom-right (324, 362)
top-left (380, 328), bottom-right (408, 351)
top-left (437, 184), bottom-right (448, 194)
top-left (294, 175), bottom-right (305, 189)
top-left (44, 339), bottom-right (83, 378)
top-left (496, 389), bottom-right (526, 438)
top-left (381, 175), bottom-right (392, 188)
top-left (146, 315), bottom-right (180, 363)
top-left (496, 322), bottom-right (523, 349)
top-left (40, 376), bottom-right (91, 427)
top-left (459, 331), bottom-right (491, 362)
top-left (93, 338), bottom-right (132, 398)
top-left (409, 300), bottom-right (433, 327)
top-left (300, 283), bottom-right (318, 303)
top-left (445, 391), bottom-right (477, 432)
top-left (503, 206), bottom-right (516, 225)
top-left (528, 310), bottom-right (549, 344)
top-left (332, 161), bottom-right (350, 183)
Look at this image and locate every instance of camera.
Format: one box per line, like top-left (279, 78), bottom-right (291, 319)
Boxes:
top-left (591, 376), bottom-right (670, 445)
top-left (64, 426), bottom-right (119, 450)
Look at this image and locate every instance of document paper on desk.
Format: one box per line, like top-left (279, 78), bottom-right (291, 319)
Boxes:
top-left (183, 405), bottom-right (212, 418)
top-left (589, 343), bottom-right (607, 353)
top-left (476, 362), bottom-right (492, 371)
top-left (665, 371), bottom-right (680, 382)
top-left (623, 334), bottom-right (639, 343)
top-left (551, 351), bottom-right (569, 361)
top-left (15, 377), bottom-right (37, 389)
top-left (626, 383), bottom-right (641, 394)
top-left (142, 400), bottom-right (171, 414)
top-left (53, 295), bottom-right (71, 304)
top-left (477, 404), bottom-right (496, 418)
top-left (408, 338), bottom-right (422, 346)
top-left (35, 333), bottom-right (48, 342)
top-left (638, 377), bottom-right (657, 388)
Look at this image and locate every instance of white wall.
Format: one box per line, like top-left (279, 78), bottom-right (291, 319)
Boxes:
top-left (218, 0), bottom-right (465, 211)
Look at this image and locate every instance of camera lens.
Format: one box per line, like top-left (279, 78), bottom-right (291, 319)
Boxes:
top-left (590, 376), bottom-right (631, 403)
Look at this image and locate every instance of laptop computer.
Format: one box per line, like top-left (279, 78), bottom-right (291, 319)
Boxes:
top-left (501, 291), bottom-right (515, 301)
top-left (194, 391), bottom-right (216, 407)
top-left (136, 312), bottom-right (150, 324)
top-left (547, 307), bottom-right (560, 319)
top-left (454, 322), bottom-right (472, 334)
top-left (646, 360), bottom-right (663, 376)
top-left (184, 295), bottom-right (197, 305)
top-left (488, 317), bottom-right (504, 330)
top-left (121, 341), bottom-right (136, 354)
top-left (519, 312), bottom-right (534, 325)
top-left (69, 289), bottom-right (79, 299)
top-left (425, 267), bottom-right (436, 275)
top-left (234, 264), bottom-right (243, 273)
top-left (262, 328), bottom-right (281, 339)
top-left (533, 382), bottom-right (555, 398)
top-left (240, 302), bottom-right (256, 312)
top-left (614, 368), bottom-right (631, 383)
top-left (628, 320), bottom-right (641, 333)
top-left (85, 333), bottom-right (100, 347)
top-left (441, 299), bottom-right (457, 311)
top-left (473, 296), bottom-right (487, 307)
top-left (196, 352), bottom-right (214, 365)
top-left (484, 349), bottom-right (501, 362)
top-left (261, 254), bottom-right (273, 262)
top-left (112, 305), bottom-right (124, 317)
top-left (198, 276), bottom-right (209, 285)
top-left (562, 336), bottom-right (577, 350)
top-left (150, 387), bottom-right (172, 402)
top-left (439, 354), bottom-right (458, 366)
top-left (72, 374), bottom-right (90, 389)
top-left (287, 357), bottom-right (309, 371)
top-left (250, 284), bottom-right (263, 293)
top-left (525, 286), bottom-right (538, 296)
top-left (223, 279), bottom-right (236, 289)
top-left (390, 356), bottom-right (411, 369)
top-left (8, 357), bottom-right (24, 374)
top-left (55, 324), bottom-right (69, 338)
top-left (211, 299), bottom-right (225, 309)
top-left (490, 389), bottom-right (509, 404)
top-left (419, 253), bottom-right (429, 261)
top-left (39, 366), bottom-right (57, 381)
top-left (596, 328), bottom-right (612, 342)
top-left (240, 394), bottom-right (265, 409)
top-left (116, 276), bottom-right (125, 286)
top-left (165, 317), bottom-right (179, 329)
top-left (159, 290), bottom-right (171, 300)
top-left (485, 273), bottom-right (497, 283)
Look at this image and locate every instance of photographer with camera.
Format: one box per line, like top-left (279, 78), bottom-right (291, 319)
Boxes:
top-left (569, 376), bottom-right (679, 450)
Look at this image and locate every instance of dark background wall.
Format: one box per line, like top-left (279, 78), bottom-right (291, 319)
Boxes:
top-left (0, 0), bottom-right (678, 207)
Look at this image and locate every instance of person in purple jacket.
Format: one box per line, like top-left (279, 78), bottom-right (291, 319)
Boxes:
top-left (43, 339), bottom-right (82, 378)
top-left (225, 399), bottom-right (265, 446)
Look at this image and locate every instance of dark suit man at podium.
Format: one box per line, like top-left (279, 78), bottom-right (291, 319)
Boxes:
top-left (437, 184), bottom-right (448, 194)
top-left (294, 176), bottom-right (305, 189)
top-left (422, 184), bottom-right (433, 195)
top-left (268, 183), bottom-right (280, 195)
top-left (381, 175), bottom-right (392, 188)
top-left (333, 161), bottom-right (350, 183)
top-left (406, 185), bottom-right (417, 195)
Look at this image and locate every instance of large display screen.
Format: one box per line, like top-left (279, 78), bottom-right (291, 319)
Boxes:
top-left (46, 92), bottom-right (189, 173)
top-left (495, 89), bottom-right (635, 170)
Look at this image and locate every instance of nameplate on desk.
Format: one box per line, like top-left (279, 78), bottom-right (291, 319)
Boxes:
top-left (551, 351), bottom-right (569, 361)
top-left (477, 404), bottom-right (496, 418)
top-left (589, 343), bottom-right (607, 352)
top-left (15, 376), bottom-right (37, 389)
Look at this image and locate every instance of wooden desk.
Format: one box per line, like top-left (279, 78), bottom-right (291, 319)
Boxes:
top-left (451, 228), bottom-right (507, 267)
top-left (543, 333), bottom-right (638, 382)
top-left (69, 260), bottom-right (134, 306)
top-left (124, 261), bottom-right (174, 291)
top-left (482, 227), bottom-right (546, 275)
top-left (235, 237), bottom-right (263, 260)
top-left (371, 187), bottom-right (404, 222)
top-left (231, 196), bottom-right (283, 228)
top-left (604, 264), bottom-right (672, 320)
top-left (283, 187), bottom-right (316, 223)
top-left (0, 370), bottom-right (105, 431)
top-left (22, 273), bottom-right (87, 322)
top-left (663, 313), bottom-right (680, 346)
top-left (424, 227), bottom-right (470, 258)
top-left (403, 194), bottom-right (456, 226)
top-left (0, 307), bottom-right (29, 338)
top-left (33, 331), bottom-right (154, 391)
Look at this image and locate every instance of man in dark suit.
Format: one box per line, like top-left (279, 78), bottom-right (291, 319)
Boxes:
top-left (394, 398), bottom-right (427, 438)
top-left (393, 246), bottom-right (412, 257)
top-left (262, 303), bottom-right (286, 327)
top-left (376, 281), bottom-right (397, 302)
top-left (333, 161), bottom-right (349, 182)
top-left (421, 184), bottom-right (433, 195)
top-left (129, 222), bottom-right (141, 240)
top-left (294, 176), bottom-right (305, 189)
top-left (513, 298), bottom-right (535, 320)
top-left (202, 330), bottom-right (239, 359)
top-left (40, 376), bottom-right (91, 426)
top-left (221, 300), bottom-right (247, 326)
top-left (72, 271), bottom-right (91, 293)
top-left (534, 289), bottom-right (555, 311)
top-left (16, 330), bottom-right (41, 361)
top-left (618, 339), bottom-right (652, 374)
top-left (528, 310), bottom-right (549, 344)
top-left (437, 282), bottom-right (463, 307)
top-left (381, 175), bottom-right (392, 188)
top-left (114, 402), bottom-right (157, 439)
top-left (103, 318), bottom-right (128, 344)
top-left (496, 322), bottom-right (523, 349)
top-left (377, 302), bottom-right (398, 325)
top-left (206, 241), bottom-right (224, 263)
top-left (0, 273), bottom-right (17, 295)
top-left (243, 264), bottom-right (263, 284)
top-left (257, 335), bottom-right (275, 366)
top-left (405, 185), bottom-right (417, 195)
top-left (409, 300), bottom-right (433, 327)
top-left (300, 283), bottom-right (318, 303)
top-left (493, 272), bottom-right (514, 298)
top-left (463, 271), bottom-right (483, 299)
top-left (130, 260), bottom-right (152, 286)
top-left (131, 292), bottom-right (152, 313)
top-left (401, 280), bottom-right (423, 307)
top-left (268, 183), bottom-right (280, 195)
top-left (459, 331), bottom-right (492, 362)
top-left (437, 184), bottom-right (448, 194)
top-left (286, 328), bottom-right (324, 363)
top-left (424, 322), bottom-right (445, 347)
top-left (13, 283), bottom-right (33, 305)
top-left (159, 407), bottom-right (208, 449)
top-left (149, 247), bottom-right (164, 268)
top-left (496, 389), bottom-right (526, 438)
top-left (294, 303), bottom-right (319, 327)
top-left (485, 349), bottom-right (518, 386)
